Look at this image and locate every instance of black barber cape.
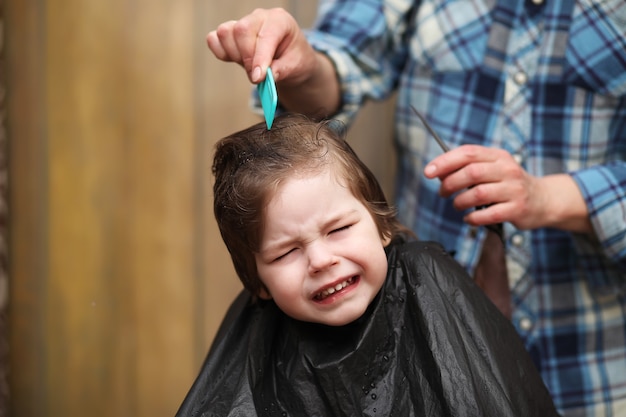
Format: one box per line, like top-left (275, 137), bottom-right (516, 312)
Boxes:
top-left (176, 240), bottom-right (559, 417)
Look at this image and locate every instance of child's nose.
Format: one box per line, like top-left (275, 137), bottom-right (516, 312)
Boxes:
top-left (307, 241), bottom-right (337, 275)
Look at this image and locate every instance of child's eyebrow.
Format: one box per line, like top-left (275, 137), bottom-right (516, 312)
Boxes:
top-left (258, 238), bottom-right (295, 258)
top-left (260, 209), bottom-right (359, 253)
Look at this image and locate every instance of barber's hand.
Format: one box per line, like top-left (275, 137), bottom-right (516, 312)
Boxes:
top-left (424, 145), bottom-right (592, 233)
top-left (207, 8), bottom-right (318, 86)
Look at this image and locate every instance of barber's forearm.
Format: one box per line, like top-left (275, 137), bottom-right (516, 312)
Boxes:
top-left (277, 52), bottom-right (341, 119)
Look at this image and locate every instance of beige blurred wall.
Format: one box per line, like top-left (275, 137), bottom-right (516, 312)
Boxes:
top-left (6, 1), bottom-right (395, 416)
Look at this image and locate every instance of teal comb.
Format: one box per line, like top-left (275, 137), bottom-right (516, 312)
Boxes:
top-left (257, 67), bottom-right (278, 130)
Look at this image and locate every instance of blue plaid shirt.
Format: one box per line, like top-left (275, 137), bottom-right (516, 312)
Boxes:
top-left (305, 0), bottom-right (626, 415)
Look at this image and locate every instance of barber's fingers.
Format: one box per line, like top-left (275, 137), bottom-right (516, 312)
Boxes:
top-left (207, 8), bottom-right (302, 84)
top-left (426, 146), bottom-right (519, 196)
top-left (208, 20), bottom-right (242, 64)
top-left (425, 145), bottom-right (503, 178)
top-left (440, 159), bottom-right (522, 198)
top-left (463, 199), bottom-right (513, 226)
top-left (455, 171), bottom-right (539, 228)
top-left (453, 180), bottom-right (518, 213)
top-left (235, 9), bottom-right (297, 82)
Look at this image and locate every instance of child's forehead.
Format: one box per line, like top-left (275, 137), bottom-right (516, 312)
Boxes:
top-left (277, 162), bottom-right (347, 188)
top-left (262, 170), bottom-right (364, 226)
top-left (264, 167), bottom-right (359, 212)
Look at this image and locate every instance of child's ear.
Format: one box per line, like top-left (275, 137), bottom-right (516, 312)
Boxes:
top-left (258, 287), bottom-right (272, 300)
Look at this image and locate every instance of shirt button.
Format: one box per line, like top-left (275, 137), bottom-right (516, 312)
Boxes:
top-left (511, 233), bottom-right (524, 247)
top-left (531, 0), bottom-right (544, 4)
top-left (512, 153), bottom-right (523, 165)
top-left (513, 71), bottom-right (528, 86)
top-left (519, 317), bottom-right (533, 331)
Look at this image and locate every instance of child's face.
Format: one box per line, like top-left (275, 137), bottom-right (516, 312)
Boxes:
top-left (254, 169), bottom-right (388, 326)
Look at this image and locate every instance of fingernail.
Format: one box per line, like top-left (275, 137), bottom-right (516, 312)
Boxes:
top-left (252, 66), bottom-right (261, 83)
top-left (424, 164), bottom-right (436, 176)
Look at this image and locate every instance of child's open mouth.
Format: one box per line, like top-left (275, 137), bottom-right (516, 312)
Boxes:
top-left (313, 276), bottom-right (358, 301)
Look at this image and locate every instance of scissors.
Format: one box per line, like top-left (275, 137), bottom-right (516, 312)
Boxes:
top-left (410, 105), bottom-right (450, 153)
top-left (410, 105), bottom-right (504, 241)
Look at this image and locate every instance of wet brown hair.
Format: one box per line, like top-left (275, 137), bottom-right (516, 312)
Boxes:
top-left (212, 113), bottom-right (413, 297)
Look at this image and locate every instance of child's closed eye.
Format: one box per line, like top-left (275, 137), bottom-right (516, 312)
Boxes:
top-left (273, 248), bottom-right (297, 263)
top-left (331, 224), bottom-right (352, 234)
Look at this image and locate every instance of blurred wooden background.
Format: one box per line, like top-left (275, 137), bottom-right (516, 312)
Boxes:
top-left (5, 1), bottom-right (394, 416)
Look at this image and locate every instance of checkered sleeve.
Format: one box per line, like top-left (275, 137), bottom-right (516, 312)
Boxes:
top-left (571, 162), bottom-right (626, 270)
top-left (306, 0), bottom-right (416, 125)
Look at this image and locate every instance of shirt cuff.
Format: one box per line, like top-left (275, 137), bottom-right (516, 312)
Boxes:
top-left (571, 164), bottom-right (626, 267)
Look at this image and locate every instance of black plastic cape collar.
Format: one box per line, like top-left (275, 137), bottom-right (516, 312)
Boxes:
top-left (176, 240), bottom-right (559, 417)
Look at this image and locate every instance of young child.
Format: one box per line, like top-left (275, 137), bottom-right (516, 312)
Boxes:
top-left (176, 114), bottom-right (558, 416)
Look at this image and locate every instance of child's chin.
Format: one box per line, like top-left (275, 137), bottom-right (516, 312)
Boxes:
top-left (317, 305), bottom-right (369, 327)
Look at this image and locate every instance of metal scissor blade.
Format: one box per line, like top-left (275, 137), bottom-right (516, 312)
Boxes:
top-left (410, 105), bottom-right (450, 153)
top-left (410, 106), bottom-right (504, 241)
